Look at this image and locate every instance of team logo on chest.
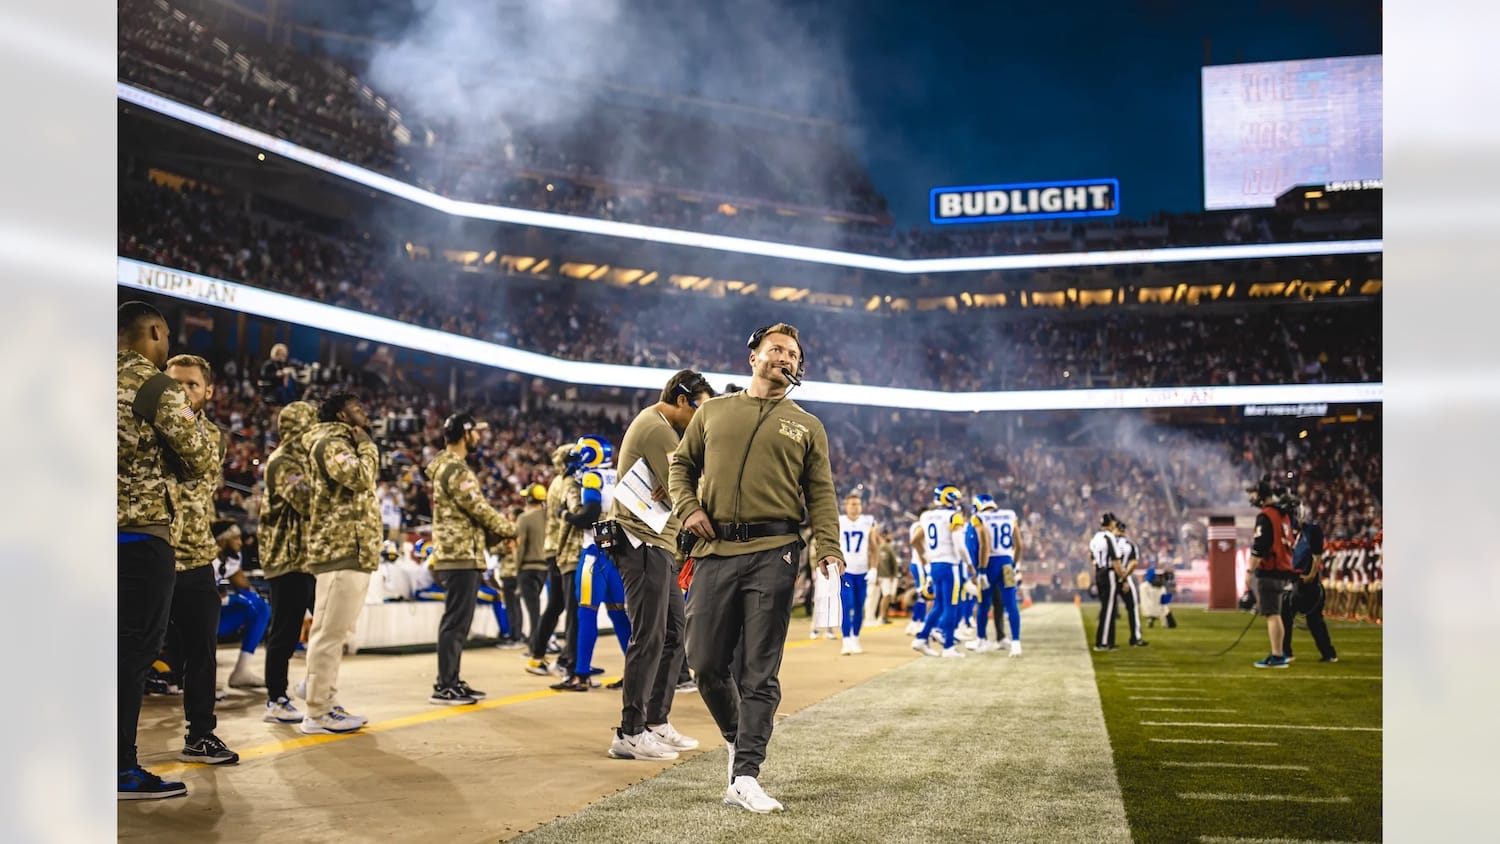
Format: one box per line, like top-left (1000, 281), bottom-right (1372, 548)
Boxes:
top-left (777, 418), bottom-right (808, 444)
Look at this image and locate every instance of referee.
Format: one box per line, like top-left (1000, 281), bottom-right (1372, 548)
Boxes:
top-left (1089, 513), bottom-right (1125, 651)
top-left (669, 324), bottom-right (844, 814)
top-left (606, 370), bottom-right (716, 761)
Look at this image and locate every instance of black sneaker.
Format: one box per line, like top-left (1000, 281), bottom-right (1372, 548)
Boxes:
top-left (1319, 655), bottom-right (1339, 663)
top-left (179, 732), bottom-right (240, 765)
top-left (429, 684), bottom-right (477, 706)
top-left (1129, 640), bottom-right (1150, 647)
top-left (455, 680), bottom-right (487, 700)
top-left (118, 766), bottom-right (187, 800)
top-left (551, 676), bottom-right (592, 692)
top-left (605, 678), bottom-right (624, 690)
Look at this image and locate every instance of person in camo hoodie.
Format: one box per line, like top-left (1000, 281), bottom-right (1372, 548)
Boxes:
top-left (297, 392), bottom-right (381, 735)
top-left (257, 400), bottom-right (318, 726)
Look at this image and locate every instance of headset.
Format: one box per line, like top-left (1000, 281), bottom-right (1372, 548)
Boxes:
top-left (747, 324), bottom-right (807, 382)
top-left (671, 370), bottom-right (714, 407)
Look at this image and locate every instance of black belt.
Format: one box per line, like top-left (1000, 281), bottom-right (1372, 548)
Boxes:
top-left (714, 520), bottom-right (801, 542)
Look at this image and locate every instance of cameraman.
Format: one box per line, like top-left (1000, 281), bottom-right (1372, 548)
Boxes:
top-left (1278, 490), bottom-right (1338, 663)
top-left (606, 370), bottom-right (715, 761)
top-left (1247, 475), bottom-right (1296, 669)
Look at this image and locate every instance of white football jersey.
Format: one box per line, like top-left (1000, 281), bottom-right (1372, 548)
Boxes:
top-left (917, 507), bottom-right (966, 564)
top-left (580, 467), bottom-right (618, 549)
top-left (974, 508), bottom-right (1019, 560)
top-left (909, 521), bottom-right (924, 568)
top-left (839, 514), bottom-right (876, 574)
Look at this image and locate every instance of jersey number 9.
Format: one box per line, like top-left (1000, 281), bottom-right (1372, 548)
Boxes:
top-left (926, 523), bottom-right (940, 550)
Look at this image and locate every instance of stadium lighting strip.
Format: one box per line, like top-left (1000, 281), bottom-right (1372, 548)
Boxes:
top-left (120, 257), bottom-right (1384, 412)
top-left (117, 83), bottom-right (1383, 274)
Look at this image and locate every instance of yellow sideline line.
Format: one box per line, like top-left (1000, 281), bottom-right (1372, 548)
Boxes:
top-left (155, 622), bottom-right (900, 775)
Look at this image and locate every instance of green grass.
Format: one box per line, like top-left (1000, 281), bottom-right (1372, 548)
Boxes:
top-left (1089, 608), bottom-right (1383, 843)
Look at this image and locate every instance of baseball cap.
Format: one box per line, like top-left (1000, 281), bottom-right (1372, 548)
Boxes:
top-left (442, 412), bottom-right (489, 441)
top-left (525, 483), bottom-right (547, 502)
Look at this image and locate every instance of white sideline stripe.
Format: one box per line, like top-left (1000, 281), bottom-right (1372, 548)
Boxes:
top-left (1199, 837), bottom-right (1377, 844)
top-left (1180, 792), bottom-right (1352, 804)
top-left (1152, 738), bottom-right (1279, 747)
top-left (1128, 695), bottom-right (1215, 700)
top-left (1143, 721), bottom-right (1381, 732)
top-left (1164, 761), bottom-right (1310, 771)
top-left (117, 82), bottom-right (1383, 275)
top-left (1137, 707), bottom-right (1238, 713)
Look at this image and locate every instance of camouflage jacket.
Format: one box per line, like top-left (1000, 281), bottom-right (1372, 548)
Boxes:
top-left (556, 479), bottom-right (588, 573)
top-left (541, 445), bottom-right (574, 560)
top-left (169, 419), bottom-right (226, 571)
top-left (117, 349), bottom-right (217, 540)
top-left (303, 421), bottom-right (381, 574)
top-left (259, 402), bottom-right (317, 579)
top-left (427, 449), bottom-right (516, 571)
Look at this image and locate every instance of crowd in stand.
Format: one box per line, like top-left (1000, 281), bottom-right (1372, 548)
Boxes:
top-left (118, 0), bottom-right (1380, 258)
top-left (183, 345), bottom-right (1380, 599)
top-left (118, 177), bottom-right (1382, 393)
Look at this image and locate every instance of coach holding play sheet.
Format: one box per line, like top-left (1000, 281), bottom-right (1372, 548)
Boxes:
top-left (669, 322), bottom-right (844, 814)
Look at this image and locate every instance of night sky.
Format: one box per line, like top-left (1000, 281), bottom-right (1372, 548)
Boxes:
top-left (279, 0), bottom-right (1382, 227)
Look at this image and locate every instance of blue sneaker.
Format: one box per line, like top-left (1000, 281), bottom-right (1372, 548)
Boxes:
top-left (118, 767), bottom-right (187, 800)
top-left (1254, 654), bottom-right (1290, 669)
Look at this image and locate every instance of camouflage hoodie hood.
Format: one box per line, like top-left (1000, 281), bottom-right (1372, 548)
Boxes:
top-left (551, 443), bottom-right (576, 473)
top-left (277, 401), bottom-right (317, 447)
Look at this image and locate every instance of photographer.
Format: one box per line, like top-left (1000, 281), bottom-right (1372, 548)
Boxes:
top-left (606, 370), bottom-right (714, 761)
top-left (1278, 490), bottom-right (1338, 663)
top-left (1247, 475), bottom-right (1296, 669)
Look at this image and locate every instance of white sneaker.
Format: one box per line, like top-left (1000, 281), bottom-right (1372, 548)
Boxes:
top-left (823, 630), bottom-right (837, 640)
top-left (954, 625), bottom-right (976, 642)
top-left (297, 710), bottom-right (364, 735)
top-left (1009, 640), bottom-right (1023, 657)
top-left (840, 638), bottom-right (854, 656)
top-left (964, 637), bottom-right (985, 651)
top-left (940, 647), bottom-right (967, 659)
top-left (724, 776), bottom-right (784, 813)
top-left (809, 629), bottom-right (820, 640)
top-left (228, 670), bottom-right (265, 690)
top-left (903, 620), bottom-right (922, 636)
top-left (608, 729), bottom-right (679, 760)
top-left (847, 636), bottom-right (863, 654)
top-left (263, 696), bottom-right (303, 724)
top-left (649, 722), bottom-right (699, 751)
top-left (330, 705), bottom-right (368, 728)
top-left (911, 638), bottom-right (939, 657)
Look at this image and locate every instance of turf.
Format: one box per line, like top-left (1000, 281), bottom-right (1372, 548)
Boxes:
top-left (1088, 607), bottom-right (1383, 843)
top-left (516, 603), bottom-right (1131, 843)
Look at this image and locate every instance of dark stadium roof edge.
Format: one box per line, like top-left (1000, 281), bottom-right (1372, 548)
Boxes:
top-left (117, 83), bottom-right (1382, 277)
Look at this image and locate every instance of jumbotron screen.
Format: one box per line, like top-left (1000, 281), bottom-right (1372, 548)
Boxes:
top-left (1201, 55), bottom-right (1382, 210)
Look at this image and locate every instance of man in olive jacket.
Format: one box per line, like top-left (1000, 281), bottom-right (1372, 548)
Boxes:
top-left (670, 323), bottom-right (844, 814)
top-left (258, 400), bottom-right (318, 724)
top-left (426, 412), bottom-right (516, 705)
top-left (298, 392), bottom-right (380, 735)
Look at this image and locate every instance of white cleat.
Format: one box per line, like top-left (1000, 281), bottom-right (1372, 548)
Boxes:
top-left (911, 638), bottom-right (939, 657)
top-left (847, 636), bottom-right (863, 654)
top-left (1009, 640), bottom-right (1023, 657)
top-left (724, 776), bottom-right (784, 813)
top-left (904, 620), bottom-right (923, 636)
top-left (953, 625), bottom-right (976, 642)
top-left (940, 647), bottom-right (967, 659)
top-left (964, 637), bottom-right (985, 652)
top-left (840, 638), bottom-right (854, 656)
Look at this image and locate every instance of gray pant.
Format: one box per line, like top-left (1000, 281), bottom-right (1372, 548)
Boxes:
top-left (685, 542), bottom-right (800, 780)
top-left (436, 568), bottom-right (479, 687)
top-left (615, 542), bottom-right (686, 735)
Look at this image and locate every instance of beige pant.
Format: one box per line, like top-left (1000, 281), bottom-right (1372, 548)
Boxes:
top-left (305, 569), bottom-right (371, 718)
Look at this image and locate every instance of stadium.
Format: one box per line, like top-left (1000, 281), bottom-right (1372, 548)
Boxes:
top-left (114, 1), bottom-right (1382, 841)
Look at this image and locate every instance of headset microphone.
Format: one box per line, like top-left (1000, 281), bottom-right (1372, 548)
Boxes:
top-left (780, 367), bottom-right (802, 387)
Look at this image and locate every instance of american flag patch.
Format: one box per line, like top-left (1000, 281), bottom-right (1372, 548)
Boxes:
top-left (179, 406), bottom-right (195, 422)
